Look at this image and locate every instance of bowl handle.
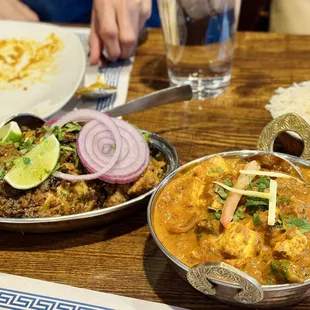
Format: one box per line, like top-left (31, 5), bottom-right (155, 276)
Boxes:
top-left (187, 262), bottom-right (263, 304)
top-left (257, 113), bottom-right (310, 160)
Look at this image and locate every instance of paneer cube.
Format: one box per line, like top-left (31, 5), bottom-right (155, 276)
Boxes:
top-left (218, 222), bottom-right (261, 259)
top-left (273, 228), bottom-right (307, 259)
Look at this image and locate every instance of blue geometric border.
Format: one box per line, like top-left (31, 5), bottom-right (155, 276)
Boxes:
top-left (0, 288), bottom-right (114, 310)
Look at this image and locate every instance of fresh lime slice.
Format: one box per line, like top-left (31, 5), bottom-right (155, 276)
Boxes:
top-left (0, 121), bottom-right (22, 143)
top-left (4, 134), bottom-right (60, 190)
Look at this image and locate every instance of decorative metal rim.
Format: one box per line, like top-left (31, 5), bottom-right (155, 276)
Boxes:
top-left (257, 113), bottom-right (310, 160)
top-left (187, 262), bottom-right (264, 304)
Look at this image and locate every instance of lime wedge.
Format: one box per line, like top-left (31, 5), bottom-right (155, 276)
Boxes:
top-left (4, 134), bottom-right (60, 190)
top-left (0, 121), bottom-right (22, 143)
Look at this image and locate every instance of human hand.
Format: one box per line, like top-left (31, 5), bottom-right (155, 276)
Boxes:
top-left (89, 0), bottom-right (151, 64)
top-left (0, 0), bottom-right (39, 21)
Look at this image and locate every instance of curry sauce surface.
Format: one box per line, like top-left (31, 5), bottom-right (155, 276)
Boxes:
top-left (153, 155), bottom-right (310, 285)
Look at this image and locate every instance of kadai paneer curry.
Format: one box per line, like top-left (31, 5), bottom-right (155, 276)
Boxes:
top-left (153, 155), bottom-right (310, 285)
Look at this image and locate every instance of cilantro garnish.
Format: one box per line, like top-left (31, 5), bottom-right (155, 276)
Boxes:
top-left (64, 122), bottom-right (82, 133)
top-left (18, 136), bottom-right (35, 154)
top-left (208, 206), bottom-right (222, 220)
top-left (214, 184), bottom-right (227, 200)
top-left (142, 132), bottom-right (150, 143)
top-left (209, 167), bottom-right (224, 174)
top-left (253, 213), bottom-right (260, 226)
top-left (286, 217), bottom-right (310, 234)
top-left (223, 179), bottom-right (233, 187)
top-left (23, 157), bottom-right (31, 165)
top-left (53, 126), bottom-right (64, 142)
top-left (233, 207), bottom-right (246, 222)
top-left (278, 195), bottom-right (290, 205)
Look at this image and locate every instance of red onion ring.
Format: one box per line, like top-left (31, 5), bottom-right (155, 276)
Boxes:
top-left (51, 110), bottom-right (122, 181)
top-left (77, 118), bottom-right (149, 184)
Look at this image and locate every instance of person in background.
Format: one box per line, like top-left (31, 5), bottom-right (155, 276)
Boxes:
top-left (270, 0), bottom-right (310, 35)
top-left (0, 0), bottom-right (242, 63)
top-left (0, 0), bottom-right (153, 64)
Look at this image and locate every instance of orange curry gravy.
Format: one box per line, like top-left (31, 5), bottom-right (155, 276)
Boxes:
top-left (153, 155), bottom-right (310, 285)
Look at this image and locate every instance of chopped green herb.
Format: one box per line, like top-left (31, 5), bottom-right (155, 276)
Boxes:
top-left (40, 136), bottom-right (48, 143)
top-left (216, 197), bottom-right (225, 204)
top-left (64, 122), bottom-right (82, 133)
top-left (208, 206), bottom-right (222, 220)
top-left (245, 196), bottom-right (269, 214)
top-left (214, 184), bottom-right (227, 200)
top-left (278, 195), bottom-right (290, 205)
top-left (223, 179), bottom-right (233, 187)
top-left (0, 166), bottom-right (6, 180)
top-left (270, 261), bottom-right (277, 275)
top-left (253, 213), bottom-right (261, 226)
top-left (23, 157), bottom-right (31, 165)
top-left (60, 145), bottom-right (76, 153)
top-left (18, 136), bottom-right (35, 153)
top-left (53, 126), bottom-right (64, 142)
top-left (286, 216), bottom-right (310, 234)
top-left (252, 176), bottom-right (270, 192)
top-left (280, 261), bottom-right (291, 281)
top-left (209, 167), bottom-right (224, 174)
top-left (141, 132), bottom-right (150, 143)
top-left (111, 144), bottom-right (116, 149)
top-left (246, 199), bottom-right (268, 207)
top-left (233, 207), bottom-right (246, 222)
top-left (4, 157), bottom-right (17, 166)
top-left (61, 190), bottom-right (69, 197)
top-left (43, 125), bottom-right (52, 133)
top-left (275, 214), bottom-right (286, 230)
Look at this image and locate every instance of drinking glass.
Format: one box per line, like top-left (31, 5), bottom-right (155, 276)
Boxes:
top-left (157, 0), bottom-right (240, 98)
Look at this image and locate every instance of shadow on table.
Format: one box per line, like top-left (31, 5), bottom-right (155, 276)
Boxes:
top-left (0, 210), bottom-right (147, 252)
top-left (138, 56), bottom-right (170, 91)
top-left (142, 235), bottom-right (240, 310)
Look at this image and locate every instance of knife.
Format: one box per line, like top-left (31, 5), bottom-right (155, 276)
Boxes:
top-left (106, 84), bottom-right (193, 117)
top-left (2, 85), bottom-right (192, 128)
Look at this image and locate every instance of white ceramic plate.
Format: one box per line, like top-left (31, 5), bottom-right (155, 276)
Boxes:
top-left (0, 21), bottom-right (85, 123)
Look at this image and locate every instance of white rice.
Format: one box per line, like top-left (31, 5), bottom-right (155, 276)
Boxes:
top-left (266, 81), bottom-right (310, 124)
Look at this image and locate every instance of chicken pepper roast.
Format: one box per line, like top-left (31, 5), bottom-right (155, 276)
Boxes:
top-left (153, 154), bottom-right (310, 285)
top-left (0, 110), bottom-right (166, 218)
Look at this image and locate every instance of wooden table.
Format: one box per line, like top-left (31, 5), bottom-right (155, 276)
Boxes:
top-left (1, 29), bottom-right (310, 310)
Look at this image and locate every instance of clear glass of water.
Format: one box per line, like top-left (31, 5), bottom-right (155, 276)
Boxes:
top-left (157, 0), bottom-right (239, 98)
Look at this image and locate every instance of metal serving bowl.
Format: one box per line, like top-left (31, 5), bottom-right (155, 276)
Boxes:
top-left (147, 113), bottom-right (310, 308)
top-left (0, 130), bottom-right (178, 234)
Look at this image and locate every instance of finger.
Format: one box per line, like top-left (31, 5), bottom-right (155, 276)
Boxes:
top-left (116, 0), bottom-right (139, 59)
top-left (95, 0), bottom-right (120, 61)
top-left (89, 9), bottom-right (103, 65)
top-left (16, 1), bottom-right (39, 21)
top-left (139, 0), bottom-right (152, 29)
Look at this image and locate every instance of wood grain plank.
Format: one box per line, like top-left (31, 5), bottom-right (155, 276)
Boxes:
top-left (1, 29), bottom-right (309, 310)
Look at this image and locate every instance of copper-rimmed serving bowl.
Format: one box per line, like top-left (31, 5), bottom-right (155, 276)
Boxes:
top-left (147, 113), bottom-right (310, 308)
